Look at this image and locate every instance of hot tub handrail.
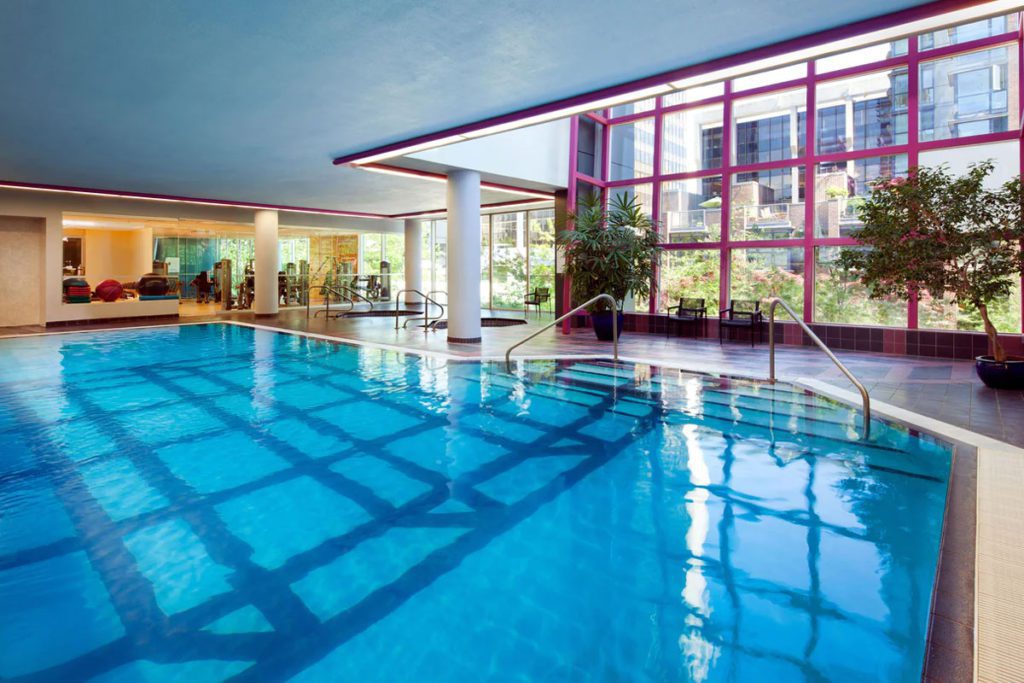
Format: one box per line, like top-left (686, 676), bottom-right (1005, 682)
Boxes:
top-left (394, 289), bottom-right (444, 332)
top-left (767, 296), bottom-right (871, 439)
top-left (303, 283), bottom-right (362, 318)
top-left (504, 294), bottom-right (617, 372)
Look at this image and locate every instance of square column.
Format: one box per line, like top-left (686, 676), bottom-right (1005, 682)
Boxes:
top-left (253, 209), bottom-right (279, 315)
top-left (446, 170), bottom-right (481, 343)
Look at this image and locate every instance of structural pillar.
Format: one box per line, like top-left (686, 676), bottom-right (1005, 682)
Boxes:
top-left (403, 218), bottom-right (423, 304)
top-left (446, 170), bottom-right (481, 343)
top-left (253, 209), bottom-right (279, 316)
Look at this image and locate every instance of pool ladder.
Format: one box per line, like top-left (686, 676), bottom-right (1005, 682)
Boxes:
top-left (767, 297), bottom-right (871, 439)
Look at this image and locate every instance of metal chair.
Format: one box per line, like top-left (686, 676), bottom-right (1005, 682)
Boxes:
top-left (666, 297), bottom-right (707, 338)
top-left (719, 299), bottom-right (764, 346)
top-left (524, 287), bottom-right (551, 315)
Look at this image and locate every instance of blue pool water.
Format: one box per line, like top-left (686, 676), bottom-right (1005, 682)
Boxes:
top-left (0, 324), bottom-right (951, 681)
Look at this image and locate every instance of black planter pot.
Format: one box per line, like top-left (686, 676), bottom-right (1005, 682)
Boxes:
top-left (975, 355), bottom-right (1024, 390)
top-left (591, 311), bottom-right (624, 341)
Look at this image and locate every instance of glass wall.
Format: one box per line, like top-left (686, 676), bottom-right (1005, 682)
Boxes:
top-left (586, 10), bottom-right (1023, 332)
top-left (425, 207), bottom-right (557, 312)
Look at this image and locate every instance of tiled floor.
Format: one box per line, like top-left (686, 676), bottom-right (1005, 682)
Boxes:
top-left (4, 304), bottom-right (1023, 446)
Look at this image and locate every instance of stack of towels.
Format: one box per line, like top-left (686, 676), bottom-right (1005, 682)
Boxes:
top-left (64, 278), bottom-right (92, 304)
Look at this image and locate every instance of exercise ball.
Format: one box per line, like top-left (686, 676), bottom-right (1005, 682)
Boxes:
top-left (95, 279), bottom-right (123, 302)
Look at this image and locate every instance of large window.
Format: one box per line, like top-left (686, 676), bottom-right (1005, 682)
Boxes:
top-left (732, 89), bottom-right (805, 164)
top-left (608, 119), bottom-right (655, 180)
top-left (813, 155), bottom-right (908, 238)
top-left (815, 247), bottom-right (908, 326)
top-left (579, 13), bottom-right (1024, 332)
top-left (730, 168), bottom-right (805, 241)
top-left (730, 248), bottom-right (805, 319)
top-left (608, 184), bottom-right (654, 217)
top-left (919, 45), bottom-right (1019, 141)
top-left (491, 213), bottom-right (527, 309)
top-left (657, 250), bottom-right (720, 313)
top-left (660, 177), bottom-right (722, 243)
top-left (528, 210), bottom-right (556, 301)
top-left (662, 105), bottom-right (725, 174)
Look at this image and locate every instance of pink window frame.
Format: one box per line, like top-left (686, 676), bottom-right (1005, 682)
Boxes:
top-left (563, 11), bottom-right (1024, 334)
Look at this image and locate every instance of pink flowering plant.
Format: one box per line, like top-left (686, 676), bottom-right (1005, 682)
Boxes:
top-left (839, 161), bottom-right (1024, 362)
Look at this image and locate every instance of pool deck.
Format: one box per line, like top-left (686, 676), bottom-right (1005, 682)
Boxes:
top-left (3, 306), bottom-right (1024, 680)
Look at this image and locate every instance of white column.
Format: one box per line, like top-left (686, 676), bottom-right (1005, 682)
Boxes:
top-left (253, 209), bottom-right (279, 315)
top-left (403, 218), bottom-right (423, 304)
top-left (446, 170), bottom-right (481, 343)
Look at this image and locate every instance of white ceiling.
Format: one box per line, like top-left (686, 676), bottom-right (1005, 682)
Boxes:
top-left (0, 0), bottom-right (936, 215)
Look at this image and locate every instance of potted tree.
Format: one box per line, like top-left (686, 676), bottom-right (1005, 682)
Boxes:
top-left (558, 192), bottom-right (661, 341)
top-left (839, 161), bottom-right (1024, 389)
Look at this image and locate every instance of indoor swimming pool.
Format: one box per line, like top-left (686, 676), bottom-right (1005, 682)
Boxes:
top-left (0, 324), bottom-right (952, 681)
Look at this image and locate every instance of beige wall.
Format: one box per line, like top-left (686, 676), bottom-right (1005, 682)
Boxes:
top-left (64, 227), bottom-right (152, 284)
top-left (0, 216), bottom-right (45, 326)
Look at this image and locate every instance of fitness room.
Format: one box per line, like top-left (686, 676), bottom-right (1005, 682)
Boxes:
top-left (60, 212), bottom-right (403, 319)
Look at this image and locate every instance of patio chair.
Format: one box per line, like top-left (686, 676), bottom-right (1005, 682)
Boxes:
top-left (524, 287), bottom-right (551, 315)
top-left (719, 299), bottom-right (764, 346)
top-left (665, 297), bottom-right (707, 338)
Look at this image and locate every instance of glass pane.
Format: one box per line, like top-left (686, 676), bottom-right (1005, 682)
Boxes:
top-left (431, 221), bottom-right (447, 294)
top-left (919, 14), bottom-right (1019, 50)
top-left (919, 286), bottom-right (1021, 332)
top-left (657, 250), bottom-right (720, 314)
top-left (360, 234), bottom-right (382, 275)
top-left (421, 225), bottom-right (433, 293)
top-left (608, 118), bottom-right (655, 180)
top-left (661, 104), bottom-right (725, 174)
top-left (491, 212), bottom-right (527, 309)
top-left (729, 248), bottom-right (805, 319)
top-left (577, 117), bottom-right (604, 177)
top-left (480, 215), bottom-right (490, 308)
top-left (732, 89), bottom-right (806, 164)
top-left (814, 155), bottom-right (908, 237)
top-left (527, 209), bottom-right (555, 312)
top-left (662, 82), bottom-right (725, 107)
top-left (730, 167), bottom-right (806, 241)
top-left (919, 139), bottom-right (1019, 188)
top-left (62, 235), bottom-right (84, 276)
top-left (814, 247), bottom-right (908, 326)
top-left (609, 97), bottom-right (656, 118)
top-left (815, 68), bottom-right (908, 153)
top-left (383, 234), bottom-right (404, 295)
top-left (607, 184), bottom-right (654, 218)
top-left (733, 63), bottom-right (807, 91)
top-left (660, 177), bottom-right (723, 243)
top-left (919, 45), bottom-right (1019, 141)
top-left (816, 40), bottom-right (908, 73)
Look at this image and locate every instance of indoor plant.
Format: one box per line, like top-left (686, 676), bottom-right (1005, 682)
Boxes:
top-left (558, 192), bottom-right (662, 340)
top-left (839, 161), bottom-right (1024, 389)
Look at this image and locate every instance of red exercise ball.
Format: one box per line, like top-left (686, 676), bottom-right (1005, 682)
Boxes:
top-left (95, 279), bottom-right (123, 302)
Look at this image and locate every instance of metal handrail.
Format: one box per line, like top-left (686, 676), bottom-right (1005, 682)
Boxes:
top-left (394, 289), bottom-right (444, 331)
top-left (305, 284), bottom-right (354, 319)
top-left (505, 294), bottom-right (618, 372)
top-left (332, 284), bottom-right (374, 311)
top-left (767, 297), bottom-right (871, 439)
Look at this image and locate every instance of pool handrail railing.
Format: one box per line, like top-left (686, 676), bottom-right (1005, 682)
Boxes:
top-left (505, 293), bottom-right (618, 372)
top-left (767, 296), bottom-right (871, 439)
top-left (394, 289), bottom-right (445, 332)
